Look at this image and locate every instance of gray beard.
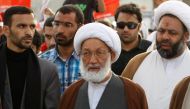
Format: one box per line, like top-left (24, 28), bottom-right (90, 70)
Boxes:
top-left (80, 57), bottom-right (111, 83)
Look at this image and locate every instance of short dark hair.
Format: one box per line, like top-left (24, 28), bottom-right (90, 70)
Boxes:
top-left (3, 6), bottom-right (33, 26)
top-left (114, 3), bottom-right (142, 23)
top-left (43, 16), bottom-right (54, 29)
top-left (55, 4), bottom-right (84, 25)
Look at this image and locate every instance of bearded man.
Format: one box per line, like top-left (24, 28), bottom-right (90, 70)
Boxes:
top-left (59, 22), bottom-right (148, 109)
top-left (39, 5), bottom-right (84, 93)
top-left (121, 1), bottom-right (190, 109)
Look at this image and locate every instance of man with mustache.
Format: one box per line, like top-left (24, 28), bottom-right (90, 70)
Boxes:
top-left (0, 6), bottom-right (60, 109)
top-left (59, 22), bottom-right (148, 109)
top-left (122, 1), bottom-right (190, 109)
top-left (39, 5), bottom-right (84, 93)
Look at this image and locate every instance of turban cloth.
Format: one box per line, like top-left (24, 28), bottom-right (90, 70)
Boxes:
top-left (154, 0), bottom-right (190, 34)
top-left (74, 22), bottom-right (121, 63)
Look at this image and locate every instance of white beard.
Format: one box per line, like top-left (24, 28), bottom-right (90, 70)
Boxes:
top-left (80, 56), bottom-right (111, 83)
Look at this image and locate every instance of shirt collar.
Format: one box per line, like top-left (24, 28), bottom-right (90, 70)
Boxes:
top-left (51, 47), bottom-right (79, 61)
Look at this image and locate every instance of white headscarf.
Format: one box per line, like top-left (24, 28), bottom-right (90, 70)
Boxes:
top-left (154, 0), bottom-right (190, 33)
top-left (74, 22), bottom-right (121, 63)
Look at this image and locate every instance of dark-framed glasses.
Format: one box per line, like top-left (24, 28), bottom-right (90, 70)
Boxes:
top-left (116, 22), bottom-right (139, 29)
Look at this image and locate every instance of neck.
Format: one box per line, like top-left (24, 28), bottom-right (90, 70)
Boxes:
top-left (7, 43), bottom-right (26, 53)
top-left (122, 36), bottom-right (139, 51)
top-left (57, 45), bottom-right (74, 59)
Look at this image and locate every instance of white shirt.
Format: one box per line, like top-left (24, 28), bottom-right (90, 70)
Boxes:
top-left (88, 74), bottom-right (112, 109)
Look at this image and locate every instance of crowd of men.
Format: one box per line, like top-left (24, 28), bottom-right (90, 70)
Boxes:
top-left (0, 0), bottom-right (190, 109)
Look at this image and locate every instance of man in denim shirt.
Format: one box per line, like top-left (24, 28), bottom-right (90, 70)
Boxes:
top-left (39, 5), bottom-right (84, 93)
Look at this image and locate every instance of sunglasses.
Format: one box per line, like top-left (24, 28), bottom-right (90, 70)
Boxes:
top-left (116, 22), bottom-right (139, 29)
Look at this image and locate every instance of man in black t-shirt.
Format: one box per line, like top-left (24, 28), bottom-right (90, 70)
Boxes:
top-left (112, 3), bottom-right (151, 75)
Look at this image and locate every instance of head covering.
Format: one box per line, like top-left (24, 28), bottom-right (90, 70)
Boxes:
top-left (154, 0), bottom-right (190, 33)
top-left (74, 22), bottom-right (121, 63)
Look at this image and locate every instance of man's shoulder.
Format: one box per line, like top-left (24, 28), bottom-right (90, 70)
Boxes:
top-left (38, 58), bottom-right (57, 71)
top-left (119, 76), bottom-right (148, 109)
top-left (139, 39), bottom-right (152, 50)
top-left (120, 76), bottom-right (143, 90)
top-left (39, 48), bottom-right (57, 60)
top-left (62, 79), bottom-right (85, 99)
top-left (66, 79), bottom-right (85, 90)
top-left (170, 76), bottom-right (190, 109)
top-left (121, 52), bottom-right (151, 79)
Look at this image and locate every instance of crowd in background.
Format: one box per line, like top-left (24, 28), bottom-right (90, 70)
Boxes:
top-left (1, 0), bottom-right (190, 109)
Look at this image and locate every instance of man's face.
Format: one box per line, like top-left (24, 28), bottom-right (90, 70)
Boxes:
top-left (53, 12), bottom-right (79, 47)
top-left (44, 26), bottom-right (55, 49)
top-left (80, 38), bottom-right (113, 83)
top-left (5, 14), bottom-right (35, 52)
top-left (156, 16), bottom-right (188, 59)
top-left (116, 12), bottom-right (140, 44)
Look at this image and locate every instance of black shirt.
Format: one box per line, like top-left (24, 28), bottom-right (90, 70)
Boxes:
top-left (63, 0), bottom-right (98, 23)
top-left (6, 47), bottom-right (28, 109)
top-left (111, 39), bottom-right (151, 75)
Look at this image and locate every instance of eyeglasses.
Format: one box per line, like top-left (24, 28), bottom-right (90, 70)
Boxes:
top-left (116, 22), bottom-right (139, 29)
top-left (80, 50), bottom-right (110, 59)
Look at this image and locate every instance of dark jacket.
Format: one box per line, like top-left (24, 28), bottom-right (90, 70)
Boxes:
top-left (0, 44), bottom-right (61, 109)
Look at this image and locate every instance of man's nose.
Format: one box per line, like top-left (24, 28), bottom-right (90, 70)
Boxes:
top-left (50, 38), bottom-right (55, 46)
top-left (88, 53), bottom-right (98, 64)
top-left (25, 27), bottom-right (34, 36)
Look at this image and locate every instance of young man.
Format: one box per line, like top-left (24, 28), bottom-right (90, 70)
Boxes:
top-left (39, 5), bottom-right (84, 93)
top-left (111, 3), bottom-right (151, 75)
top-left (59, 22), bottom-right (148, 109)
top-left (122, 1), bottom-right (190, 109)
top-left (0, 6), bottom-right (60, 109)
top-left (40, 17), bottom-right (55, 53)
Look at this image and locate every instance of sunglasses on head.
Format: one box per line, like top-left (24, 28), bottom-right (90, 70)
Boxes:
top-left (116, 22), bottom-right (139, 29)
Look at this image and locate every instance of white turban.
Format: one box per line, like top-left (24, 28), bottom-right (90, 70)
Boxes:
top-left (74, 22), bottom-right (121, 63)
top-left (154, 0), bottom-right (190, 33)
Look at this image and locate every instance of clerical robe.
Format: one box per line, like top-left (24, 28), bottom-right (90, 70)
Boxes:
top-left (122, 48), bottom-right (190, 109)
top-left (170, 76), bottom-right (190, 109)
top-left (59, 74), bottom-right (148, 109)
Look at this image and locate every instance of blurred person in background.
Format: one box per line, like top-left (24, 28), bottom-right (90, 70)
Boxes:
top-left (31, 30), bottom-right (42, 54)
top-left (40, 17), bottom-right (55, 52)
top-left (63, 0), bottom-right (105, 23)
